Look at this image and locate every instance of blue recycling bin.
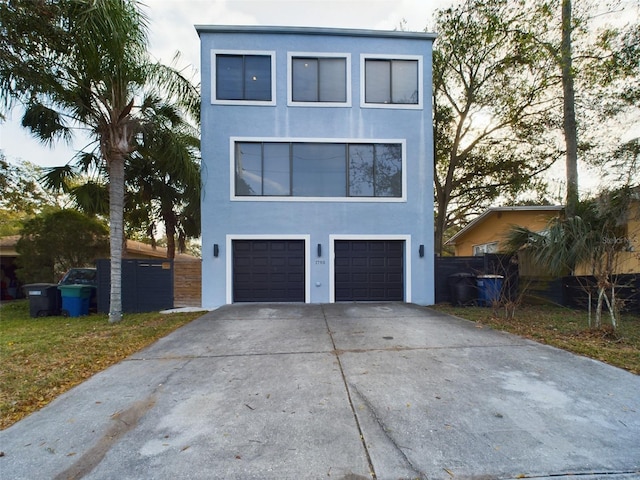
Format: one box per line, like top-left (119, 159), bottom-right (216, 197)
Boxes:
top-left (58, 285), bottom-right (95, 317)
top-left (476, 275), bottom-right (504, 306)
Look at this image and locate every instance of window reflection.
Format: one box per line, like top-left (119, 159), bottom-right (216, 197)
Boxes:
top-left (263, 144), bottom-right (290, 195)
top-left (292, 143), bottom-right (345, 196)
top-left (216, 54), bottom-right (272, 101)
top-left (292, 57), bottom-right (346, 103)
top-left (364, 58), bottom-right (418, 105)
top-left (235, 142), bottom-right (402, 198)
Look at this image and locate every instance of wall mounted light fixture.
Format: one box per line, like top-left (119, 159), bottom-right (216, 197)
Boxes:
top-left (213, 244), bottom-right (219, 257)
top-left (419, 244), bottom-right (424, 258)
top-left (317, 243), bottom-right (322, 257)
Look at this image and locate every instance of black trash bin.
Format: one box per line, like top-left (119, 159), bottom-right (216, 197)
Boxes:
top-left (22, 283), bottom-right (62, 318)
top-left (448, 273), bottom-right (477, 306)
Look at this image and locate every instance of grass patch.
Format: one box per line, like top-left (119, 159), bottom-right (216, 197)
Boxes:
top-left (432, 303), bottom-right (640, 375)
top-left (0, 300), bottom-right (203, 430)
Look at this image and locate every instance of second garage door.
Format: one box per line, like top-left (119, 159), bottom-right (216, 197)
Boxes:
top-left (334, 240), bottom-right (404, 301)
top-left (233, 239), bottom-right (305, 302)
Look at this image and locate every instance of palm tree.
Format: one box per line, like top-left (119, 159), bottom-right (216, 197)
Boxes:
top-left (127, 94), bottom-right (201, 258)
top-left (42, 94), bottom-right (201, 260)
top-left (1, 0), bottom-right (199, 322)
top-left (504, 189), bottom-right (634, 330)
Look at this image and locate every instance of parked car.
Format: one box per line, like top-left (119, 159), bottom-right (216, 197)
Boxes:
top-left (59, 268), bottom-right (97, 286)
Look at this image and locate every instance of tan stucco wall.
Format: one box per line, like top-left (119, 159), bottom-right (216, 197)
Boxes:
top-left (453, 210), bottom-right (559, 257)
top-left (574, 201), bottom-right (640, 275)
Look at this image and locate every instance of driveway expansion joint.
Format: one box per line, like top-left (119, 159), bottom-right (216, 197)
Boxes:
top-left (322, 305), bottom-right (378, 480)
top-left (349, 383), bottom-right (426, 479)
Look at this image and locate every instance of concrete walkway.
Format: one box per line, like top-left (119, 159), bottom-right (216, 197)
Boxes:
top-left (1, 303), bottom-right (639, 480)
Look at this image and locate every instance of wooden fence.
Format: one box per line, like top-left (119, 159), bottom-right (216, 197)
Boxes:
top-left (173, 259), bottom-right (202, 308)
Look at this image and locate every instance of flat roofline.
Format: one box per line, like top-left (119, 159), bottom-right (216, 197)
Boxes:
top-left (195, 24), bottom-right (436, 41)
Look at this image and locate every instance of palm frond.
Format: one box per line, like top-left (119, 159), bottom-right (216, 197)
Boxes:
top-left (40, 165), bottom-right (78, 193)
top-left (21, 103), bottom-right (72, 145)
top-left (70, 181), bottom-right (110, 216)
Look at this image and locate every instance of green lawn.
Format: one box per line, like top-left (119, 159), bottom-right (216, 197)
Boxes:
top-left (1, 300), bottom-right (203, 429)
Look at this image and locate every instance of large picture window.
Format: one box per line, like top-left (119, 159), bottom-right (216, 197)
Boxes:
top-left (235, 141), bottom-right (403, 199)
top-left (362, 55), bottom-right (422, 108)
top-left (291, 56), bottom-right (347, 103)
top-left (214, 51), bottom-right (274, 103)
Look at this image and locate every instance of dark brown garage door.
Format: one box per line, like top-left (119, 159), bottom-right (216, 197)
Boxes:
top-left (334, 240), bottom-right (404, 301)
top-left (233, 239), bottom-right (305, 302)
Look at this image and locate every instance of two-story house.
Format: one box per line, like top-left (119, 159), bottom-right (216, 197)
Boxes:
top-left (196, 25), bottom-right (436, 309)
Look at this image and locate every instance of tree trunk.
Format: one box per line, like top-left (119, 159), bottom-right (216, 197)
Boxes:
top-left (561, 0), bottom-right (579, 218)
top-left (434, 197), bottom-right (447, 256)
top-left (163, 205), bottom-right (177, 260)
top-left (108, 154), bottom-right (125, 323)
top-left (595, 286), bottom-right (604, 329)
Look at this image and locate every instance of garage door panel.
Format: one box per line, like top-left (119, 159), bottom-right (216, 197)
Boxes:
top-left (369, 258), bottom-right (386, 267)
top-left (271, 273), bottom-right (286, 283)
top-left (350, 258), bottom-right (366, 267)
top-left (369, 273), bottom-right (386, 282)
top-left (369, 243), bottom-right (385, 252)
top-left (334, 240), bottom-right (404, 302)
top-left (233, 240), bottom-right (305, 302)
top-left (252, 242), bottom-right (269, 251)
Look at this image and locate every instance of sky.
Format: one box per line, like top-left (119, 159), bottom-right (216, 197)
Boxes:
top-left (1, 0), bottom-right (637, 195)
top-left (0, 0), bottom-right (450, 169)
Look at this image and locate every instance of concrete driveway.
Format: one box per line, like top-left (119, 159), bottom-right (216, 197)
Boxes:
top-left (1, 303), bottom-right (639, 480)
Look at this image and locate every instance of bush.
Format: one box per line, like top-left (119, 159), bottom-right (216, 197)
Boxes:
top-left (16, 209), bottom-right (109, 283)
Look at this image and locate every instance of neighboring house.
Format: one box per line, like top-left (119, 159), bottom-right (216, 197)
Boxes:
top-left (0, 236), bottom-right (201, 306)
top-left (196, 25), bottom-right (436, 308)
top-left (617, 199), bottom-right (640, 274)
top-left (445, 206), bottom-right (565, 257)
top-left (446, 203), bottom-right (640, 275)
top-left (574, 197), bottom-right (640, 276)
top-left (0, 235), bottom-right (20, 300)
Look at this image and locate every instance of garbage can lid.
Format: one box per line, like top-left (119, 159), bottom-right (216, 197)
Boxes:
top-left (476, 274), bottom-right (504, 279)
top-left (58, 284), bottom-right (94, 290)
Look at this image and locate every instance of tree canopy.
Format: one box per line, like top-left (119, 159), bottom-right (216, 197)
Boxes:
top-left (0, 155), bottom-right (64, 235)
top-left (16, 209), bottom-right (109, 284)
top-left (433, 0), bottom-right (559, 254)
top-left (1, 0), bottom-right (200, 322)
top-left (433, 0), bottom-right (640, 254)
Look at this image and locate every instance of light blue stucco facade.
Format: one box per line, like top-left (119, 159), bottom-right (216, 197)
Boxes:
top-left (197, 25), bottom-right (436, 309)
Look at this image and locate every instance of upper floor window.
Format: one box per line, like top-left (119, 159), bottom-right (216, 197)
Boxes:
top-left (212, 50), bottom-right (275, 105)
top-left (361, 55), bottom-right (422, 109)
top-left (289, 53), bottom-right (350, 106)
top-left (234, 140), bottom-right (404, 200)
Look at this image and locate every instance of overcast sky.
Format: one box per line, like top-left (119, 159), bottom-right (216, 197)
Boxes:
top-left (1, 0), bottom-right (451, 168)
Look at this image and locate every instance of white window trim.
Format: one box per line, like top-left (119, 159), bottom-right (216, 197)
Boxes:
top-left (229, 136), bottom-right (407, 203)
top-left (360, 53), bottom-right (423, 110)
top-left (211, 49), bottom-right (276, 106)
top-left (225, 234), bottom-right (311, 304)
top-left (287, 52), bottom-right (352, 107)
top-left (328, 234), bottom-right (412, 303)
